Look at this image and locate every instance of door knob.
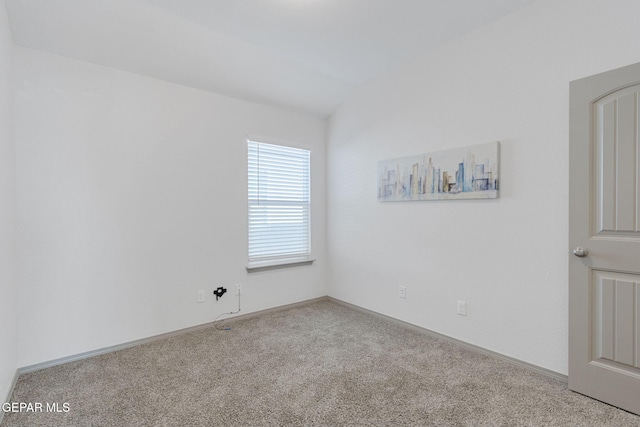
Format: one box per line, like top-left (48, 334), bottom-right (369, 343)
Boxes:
top-left (573, 247), bottom-right (588, 257)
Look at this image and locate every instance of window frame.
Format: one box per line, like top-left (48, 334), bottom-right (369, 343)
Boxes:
top-left (246, 137), bottom-right (314, 271)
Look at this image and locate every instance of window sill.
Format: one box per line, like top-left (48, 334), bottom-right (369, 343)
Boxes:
top-left (246, 258), bottom-right (315, 272)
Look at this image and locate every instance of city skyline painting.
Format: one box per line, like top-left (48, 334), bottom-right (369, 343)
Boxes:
top-left (377, 141), bottom-right (499, 201)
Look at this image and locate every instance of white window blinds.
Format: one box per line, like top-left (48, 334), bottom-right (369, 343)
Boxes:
top-left (248, 140), bottom-right (311, 264)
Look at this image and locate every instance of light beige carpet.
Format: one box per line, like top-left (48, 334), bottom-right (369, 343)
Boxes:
top-left (3, 299), bottom-right (639, 426)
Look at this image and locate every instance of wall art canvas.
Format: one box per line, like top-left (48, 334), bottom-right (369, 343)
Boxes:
top-left (377, 141), bottom-right (499, 201)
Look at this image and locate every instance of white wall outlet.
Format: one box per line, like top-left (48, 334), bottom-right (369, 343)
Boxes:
top-left (457, 300), bottom-right (467, 316)
top-left (197, 290), bottom-right (205, 303)
top-left (236, 283), bottom-right (242, 296)
top-left (399, 286), bottom-right (406, 299)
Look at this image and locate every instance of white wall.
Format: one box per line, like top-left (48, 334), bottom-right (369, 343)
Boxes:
top-left (0, 0), bottom-right (17, 403)
top-left (327, 0), bottom-right (640, 375)
top-left (14, 47), bottom-right (327, 367)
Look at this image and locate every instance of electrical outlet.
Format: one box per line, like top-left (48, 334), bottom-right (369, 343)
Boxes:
top-left (399, 286), bottom-right (406, 299)
top-left (236, 283), bottom-right (242, 296)
top-left (197, 290), bottom-right (205, 303)
top-left (457, 300), bottom-right (467, 316)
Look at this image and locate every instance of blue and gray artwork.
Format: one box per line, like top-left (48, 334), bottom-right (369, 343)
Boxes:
top-left (377, 141), bottom-right (499, 201)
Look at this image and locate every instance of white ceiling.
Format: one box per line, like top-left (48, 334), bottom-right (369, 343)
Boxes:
top-left (5, 0), bottom-right (535, 117)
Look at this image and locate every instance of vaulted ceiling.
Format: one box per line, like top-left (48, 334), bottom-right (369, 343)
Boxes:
top-left (5, 0), bottom-right (535, 117)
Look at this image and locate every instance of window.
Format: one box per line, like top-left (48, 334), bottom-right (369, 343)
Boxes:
top-left (247, 139), bottom-right (311, 268)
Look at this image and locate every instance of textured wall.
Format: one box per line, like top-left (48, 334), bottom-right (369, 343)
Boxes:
top-left (327, 0), bottom-right (640, 374)
top-left (14, 48), bottom-right (327, 367)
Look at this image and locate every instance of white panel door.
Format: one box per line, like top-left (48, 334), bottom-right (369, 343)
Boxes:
top-left (569, 62), bottom-right (640, 415)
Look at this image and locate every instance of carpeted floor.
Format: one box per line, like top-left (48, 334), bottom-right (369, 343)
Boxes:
top-left (3, 299), bottom-right (640, 426)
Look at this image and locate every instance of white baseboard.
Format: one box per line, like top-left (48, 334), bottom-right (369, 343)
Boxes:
top-left (17, 296), bottom-right (328, 375)
top-left (14, 295), bottom-right (565, 390)
top-left (327, 297), bottom-right (568, 383)
top-left (1, 369), bottom-right (20, 425)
